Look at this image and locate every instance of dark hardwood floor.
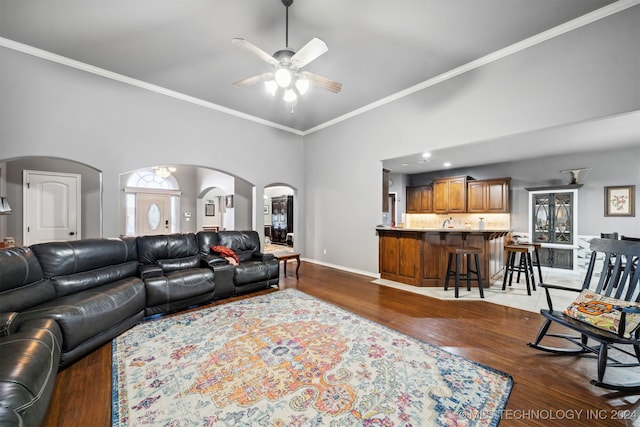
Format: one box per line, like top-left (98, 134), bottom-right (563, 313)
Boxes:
top-left (43, 262), bottom-right (640, 426)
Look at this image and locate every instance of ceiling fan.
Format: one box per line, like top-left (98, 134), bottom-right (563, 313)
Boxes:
top-left (232, 0), bottom-right (342, 103)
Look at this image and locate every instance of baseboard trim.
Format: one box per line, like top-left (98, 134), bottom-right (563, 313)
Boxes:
top-left (301, 258), bottom-right (380, 279)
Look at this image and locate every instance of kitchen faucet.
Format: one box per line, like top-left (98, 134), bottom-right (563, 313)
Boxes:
top-left (442, 217), bottom-right (452, 228)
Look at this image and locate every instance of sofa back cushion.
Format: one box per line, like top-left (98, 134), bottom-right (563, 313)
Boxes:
top-left (50, 261), bottom-right (140, 297)
top-left (196, 231), bottom-right (220, 257)
top-left (216, 231), bottom-right (261, 262)
top-left (32, 238), bottom-right (138, 278)
top-left (137, 233), bottom-right (199, 266)
top-left (31, 238), bottom-right (139, 297)
top-left (0, 247), bottom-right (55, 312)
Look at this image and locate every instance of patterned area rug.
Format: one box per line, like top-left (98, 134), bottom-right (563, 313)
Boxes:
top-left (112, 289), bottom-right (512, 426)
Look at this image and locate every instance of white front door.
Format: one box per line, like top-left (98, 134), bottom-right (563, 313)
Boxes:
top-left (24, 170), bottom-right (81, 246)
top-left (137, 193), bottom-right (171, 235)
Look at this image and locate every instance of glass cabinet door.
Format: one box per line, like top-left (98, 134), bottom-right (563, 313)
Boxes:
top-left (553, 193), bottom-right (573, 244)
top-left (530, 190), bottom-right (575, 269)
top-left (532, 192), bottom-right (573, 245)
top-left (533, 194), bottom-right (551, 242)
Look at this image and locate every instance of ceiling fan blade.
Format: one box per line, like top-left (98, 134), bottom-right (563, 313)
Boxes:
top-left (290, 38), bottom-right (328, 68)
top-left (233, 73), bottom-right (274, 88)
top-left (301, 71), bottom-right (342, 94)
top-left (232, 38), bottom-right (279, 66)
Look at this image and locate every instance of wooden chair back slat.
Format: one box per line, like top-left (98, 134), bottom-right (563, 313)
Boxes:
top-left (586, 238), bottom-right (640, 303)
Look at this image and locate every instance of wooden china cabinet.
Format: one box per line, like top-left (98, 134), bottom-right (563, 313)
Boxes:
top-left (271, 195), bottom-right (293, 244)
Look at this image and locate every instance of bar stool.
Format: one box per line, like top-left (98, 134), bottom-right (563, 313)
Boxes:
top-left (502, 245), bottom-right (536, 295)
top-left (515, 242), bottom-right (543, 286)
top-left (444, 246), bottom-right (484, 298)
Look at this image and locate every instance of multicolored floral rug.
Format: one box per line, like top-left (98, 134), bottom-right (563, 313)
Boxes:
top-left (112, 289), bottom-right (512, 426)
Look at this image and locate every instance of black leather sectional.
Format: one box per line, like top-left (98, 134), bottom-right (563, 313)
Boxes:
top-left (0, 230), bottom-right (279, 427)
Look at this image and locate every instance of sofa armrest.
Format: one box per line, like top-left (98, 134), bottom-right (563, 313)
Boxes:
top-left (212, 263), bottom-right (236, 300)
top-left (252, 252), bottom-right (275, 261)
top-left (201, 254), bottom-right (228, 268)
top-left (139, 264), bottom-right (163, 280)
top-left (0, 312), bottom-right (18, 337)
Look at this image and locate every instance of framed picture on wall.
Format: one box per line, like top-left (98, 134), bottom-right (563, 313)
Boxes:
top-left (205, 203), bottom-right (215, 216)
top-left (225, 195), bottom-right (234, 209)
top-left (264, 205), bottom-right (269, 215)
top-left (604, 185), bottom-right (635, 217)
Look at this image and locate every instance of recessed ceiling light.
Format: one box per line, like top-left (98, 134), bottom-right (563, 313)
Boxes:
top-left (401, 163), bottom-right (409, 166)
top-left (443, 162), bottom-right (452, 167)
top-left (422, 152), bottom-right (432, 158)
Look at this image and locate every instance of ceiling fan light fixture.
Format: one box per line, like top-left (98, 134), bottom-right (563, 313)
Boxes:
top-left (265, 80), bottom-right (278, 95)
top-left (153, 166), bottom-right (176, 180)
top-left (283, 89), bottom-right (297, 103)
top-left (275, 68), bottom-right (292, 88)
top-left (295, 77), bottom-right (309, 95)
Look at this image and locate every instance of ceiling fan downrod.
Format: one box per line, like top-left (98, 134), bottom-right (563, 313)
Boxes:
top-left (282, 0), bottom-right (293, 48)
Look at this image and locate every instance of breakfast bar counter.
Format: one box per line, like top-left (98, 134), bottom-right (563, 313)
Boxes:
top-left (376, 227), bottom-right (510, 287)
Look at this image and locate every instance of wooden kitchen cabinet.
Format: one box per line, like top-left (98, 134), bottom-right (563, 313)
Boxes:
top-left (406, 185), bottom-right (432, 213)
top-left (433, 176), bottom-right (469, 213)
top-left (378, 230), bottom-right (422, 285)
top-left (467, 178), bottom-right (510, 213)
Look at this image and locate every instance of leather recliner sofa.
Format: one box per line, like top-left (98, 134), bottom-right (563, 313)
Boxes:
top-left (0, 231), bottom-right (279, 426)
top-left (137, 233), bottom-right (218, 316)
top-left (197, 230), bottom-right (280, 296)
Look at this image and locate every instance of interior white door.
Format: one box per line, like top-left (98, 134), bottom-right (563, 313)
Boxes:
top-left (24, 170), bottom-right (81, 246)
top-left (137, 193), bottom-right (171, 236)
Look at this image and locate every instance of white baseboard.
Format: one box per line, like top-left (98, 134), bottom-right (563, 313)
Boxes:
top-left (301, 257), bottom-right (380, 279)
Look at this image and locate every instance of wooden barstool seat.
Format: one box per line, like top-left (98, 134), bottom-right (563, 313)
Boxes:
top-left (515, 242), bottom-right (543, 285)
top-left (502, 245), bottom-right (536, 295)
top-left (444, 246), bottom-right (484, 298)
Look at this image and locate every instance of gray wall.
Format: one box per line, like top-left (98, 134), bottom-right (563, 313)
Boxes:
top-left (0, 46), bottom-right (305, 247)
top-left (303, 7), bottom-right (639, 275)
top-left (409, 145), bottom-right (640, 237)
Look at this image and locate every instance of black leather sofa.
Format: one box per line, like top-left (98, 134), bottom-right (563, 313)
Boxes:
top-left (197, 230), bottom-right (279, 296)
top-left (0, 231), bottom-right (278, 426)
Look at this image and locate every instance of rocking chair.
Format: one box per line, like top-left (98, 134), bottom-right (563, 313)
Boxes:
top-left (527, 237), bottom-right (640, 392)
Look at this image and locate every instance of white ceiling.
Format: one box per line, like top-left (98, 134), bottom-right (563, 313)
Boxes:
top-left (1, 0), bottom-right (638, 173)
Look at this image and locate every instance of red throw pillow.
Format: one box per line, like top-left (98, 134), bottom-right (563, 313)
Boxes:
top-left (211, 245), bottom-right (240, 265)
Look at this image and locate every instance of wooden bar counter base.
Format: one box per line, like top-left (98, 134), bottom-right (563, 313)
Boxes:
top-left (377, 227), bottom-right (509, 287)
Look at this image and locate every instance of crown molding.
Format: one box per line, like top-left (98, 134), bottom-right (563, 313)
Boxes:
top-left (1, 0), bottom-right (637, 137)
top-left (302, 0), bottom-right (640, 135)
top-left (0, 37), bottom-right (305, 137)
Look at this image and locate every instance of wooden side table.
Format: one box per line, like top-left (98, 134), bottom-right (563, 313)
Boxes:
top-left (273, 251), bottom-right (301, 279)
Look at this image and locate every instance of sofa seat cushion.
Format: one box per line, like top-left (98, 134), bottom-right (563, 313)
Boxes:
top-left (0, 318), bottom-right (62, 427)
top-left (234, 260), bottom-right (279, 285)
top-left (19, 278), bottom-right (145, 352)
top-left (144, 268), bottom-right (214, 307)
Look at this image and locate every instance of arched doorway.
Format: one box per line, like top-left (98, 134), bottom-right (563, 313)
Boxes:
top-left (123, 168), bottom-right (181, 236)
top-left (1, 156), bottom-right (101, 246)
top-left (264, 185), bottom-right (295, 249)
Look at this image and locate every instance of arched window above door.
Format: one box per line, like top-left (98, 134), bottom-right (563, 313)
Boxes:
top-left (126, 169), bottom-right (179, 190)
